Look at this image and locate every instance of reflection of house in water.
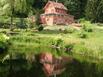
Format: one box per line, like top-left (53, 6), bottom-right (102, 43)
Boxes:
top-left (40, 1), bottom-right (75, 26)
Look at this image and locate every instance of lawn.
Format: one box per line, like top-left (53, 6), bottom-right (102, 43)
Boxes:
top-left (0, 22), bottom-right (100, 58)
top-left (0, 21), bottom-right (103, 59)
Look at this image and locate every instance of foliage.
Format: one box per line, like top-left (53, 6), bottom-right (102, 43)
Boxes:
top-left (0, 33), bottom-right (10, 53)
top-left (26, 17), bottom-right (35, 29)
top-left (79, 20), bottom-right (93, 32)
top-left (60, 0), bottom-right (87, 18)
top-left (78, 31), bottom-right (88, 38)
top-left (52, 38), bottom-right (64, 47)
top-left (16, 18), bottom-right (27, 29)
top-left (73, 43), bottom-right (89, 55)
top-left (37, 25), bottom-right (44, 31)
top-left (82, 25), bottom-right (93, 32)
top-left (63, 27), bottom-right (75, 34)
top-left (0, 0), bottom-right (34, 17)
top-left (85, 0), bottom-right (103, 22)
top-left (65, 43), bottom-right (74, 53)
top-left (0, 33), bottom-right (9, 43)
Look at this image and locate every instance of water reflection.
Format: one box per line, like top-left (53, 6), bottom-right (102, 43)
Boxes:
top-left (0, 47), bottom-right (103, 77)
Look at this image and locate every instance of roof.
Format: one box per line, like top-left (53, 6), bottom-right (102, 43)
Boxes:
top-left (44, 1), bottom-right (68, 10)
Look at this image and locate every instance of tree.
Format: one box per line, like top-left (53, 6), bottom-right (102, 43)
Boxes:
top-left (14, 0), bottom-right (34, 17)
top-left (0, 0), bottom-right (11, 16)
top-left (0, 0), bottom-right (35, 29)
top-left (58, 0), bottom-right (82, 19)
top-left (0, 0), bottom-right (15, 30)
top-left (85, 0), bottom-right (103, 22)
top-left (96, 0), bottom-right (103, 22)
top-left (14, 0), bottom-right (34, 29)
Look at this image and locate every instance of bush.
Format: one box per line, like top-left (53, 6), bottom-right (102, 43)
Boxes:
top-left (0, 33), bottom-right (10, 53)
top-left (0, 23), bottom-right (10, 29)
top-left (97, 23), bottom-right (103, 26)
top-left (63, 27), bottom-right (75, 34)
top-left (0, 30), bottom-right (7, 34)
top-left (82, 25), bottom-right (93, 32)
top-left (16, 22), bottom-right (27, 29)
top-left (78, 31), bottom-right (87, 38)
top-left (37, 25), bottom-right (44, 31)
top-left (56, 38), bottom-right (63, 46)
top-left (65, 43), bottom-right (74, 53)
top-left (12, 52), bottom-right (25, 59)
top-left (12, 29), bottom-right (21, 32)
top-left (25, 17), bottom-right (35, 29)
top-left (52, 38), bottom-right (63, 47)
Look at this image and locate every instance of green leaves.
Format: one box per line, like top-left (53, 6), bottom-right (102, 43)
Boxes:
top-left (0, 0), bottom-right (34, 17)
top-left (60, 0), bottom-right (84, 18)
top-left (0, 33), bottom-right (10, 53)
top-left (0, 33), bottom-right (9, 42)
top-left (85, 0), bottom-right (103, 22)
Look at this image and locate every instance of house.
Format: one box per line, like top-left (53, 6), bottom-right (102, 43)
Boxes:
top-left (40, 1), bottom-right (75, 26)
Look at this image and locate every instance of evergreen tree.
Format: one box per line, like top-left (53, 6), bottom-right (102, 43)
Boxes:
top-left (59, 0), bottom-right (82, 19)
top-left (96, 0), bottom-right (103, 22)
top-left (85, 0), bottom-right (103, 22)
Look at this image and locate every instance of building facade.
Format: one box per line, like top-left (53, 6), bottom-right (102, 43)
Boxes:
top-left (40, 1), bottom-right (75, 25)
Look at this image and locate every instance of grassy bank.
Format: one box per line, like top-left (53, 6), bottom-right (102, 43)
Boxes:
top-left (0, 21), bottom-right (101, 59)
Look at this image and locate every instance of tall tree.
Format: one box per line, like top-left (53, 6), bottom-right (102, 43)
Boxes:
top-left (14, 0), bottom-right (34, 17)
top-left (0, 0), bottom-right (35, 29)
top-left (59, 0), bottom-right (82, 19)
top-left (85, 0), bottom-right (103, 22)
top-left (0, 0), bottom-right (11, 16)
top-left (96, 0), bottom-right (103, 22)
top-left (0, 0), bottom-right (34, 17)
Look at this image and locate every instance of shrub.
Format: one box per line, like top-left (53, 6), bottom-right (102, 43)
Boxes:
top-left (97, 23), bottom-right (103, 26)
top-left (78, 18), bottom-right (87, 23)
top-left (25, 17), bottom-right (35, 29)
top-left (63, 27), bottom-right (75, 34)
top-left (78, 31), bottom-right (87, 38)
top-left (82, 25), bottom-right (93, 32)
top-left (12, 52), bottom-right (25, 59)
top-left (56, 38), bottom-right (63, 46)
top-left (0, 30), bottom-right (7, 34)
top-left (16, 19), bottom-right (27, 29)
top-left (37, 25), bottom-right (44, 31)
top-left (52, 38), bottom-right (63, 47)
top-left (65, 43), bottom-right (74, 53)
top-left (0, 33), bottom-right (10, 53)
top-left (12, 29), bottom-right (21, 32)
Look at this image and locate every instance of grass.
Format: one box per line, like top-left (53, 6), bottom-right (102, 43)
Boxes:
top-left (0, 21), bottom-right (103, 60)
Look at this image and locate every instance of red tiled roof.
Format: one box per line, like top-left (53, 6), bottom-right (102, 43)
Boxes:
top-left (44, 1), bottom-right (68, 10)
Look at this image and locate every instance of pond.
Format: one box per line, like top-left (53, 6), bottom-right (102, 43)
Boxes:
top-left (0, 46), bottom-right (103, 77)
